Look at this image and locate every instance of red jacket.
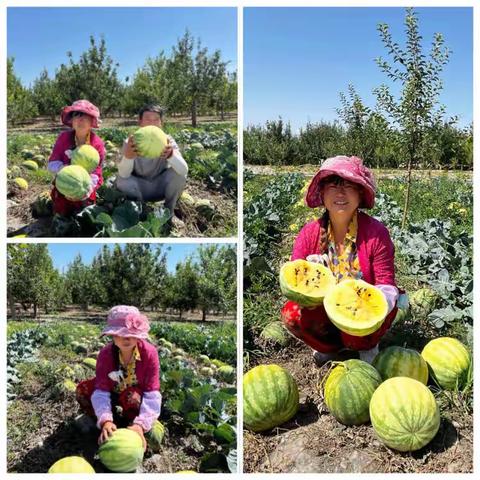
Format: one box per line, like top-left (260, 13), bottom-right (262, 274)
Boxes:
top-left (94, 339), bottom-right (160, 393)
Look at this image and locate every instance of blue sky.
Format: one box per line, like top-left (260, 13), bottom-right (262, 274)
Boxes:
top-left (245, 7), bottom-right (473, 131)
top-left (7, 7), bottom-right (237, 86)
top-left (47, 243), bottom-right (235, 274)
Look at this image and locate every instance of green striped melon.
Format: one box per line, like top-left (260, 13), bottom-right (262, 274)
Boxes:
top-left (133, 125), bottom-right (168, 159)
top-left (243, 364), bottom-right (299, 432)
top-left (323, 359), bottom-right (382, 425)
top-left (146, 420), bottom-right (165, 452)
top-left (217, 365), bottom-right (235, 383)
top-left (48, 456), bottom-right (95, 473)
top-left (83, 357), bottom-right (97, 369)
top-left (22, 160), bottom-right (39, 171)
top-left (421, 337), bottom-right (471, 390)
top-left (98, 428), bottom-right (144, 472)
top-left (324, 279), bottom-right (388, 336)
top-left (279, 259), bottom-right (336, 308)
top-left (56, 165), bottom-right (91, 201)
top-left (71, 144), bottom-right (100, 173)
top-left (373, 346), bottom-right (429, 384)
top-left (260, 321), bottom-right (288, 346)
top-left (370, 377), bottom-right (440, 451)
top-left (410, 288), bottom-right (438, 316)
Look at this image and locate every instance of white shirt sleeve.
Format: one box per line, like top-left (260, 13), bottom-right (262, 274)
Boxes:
top-left (167, 136), bottom-right (188, 177)
top-left (376, 284), bottom-right (399, 314)
top-left (116, 140), bottom-right (135, 178)
top-left (48, 160), bottom-right (65, 174)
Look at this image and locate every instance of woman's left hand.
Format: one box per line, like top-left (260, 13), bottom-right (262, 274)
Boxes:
top-left (128, 424), bottom-right (147, 451)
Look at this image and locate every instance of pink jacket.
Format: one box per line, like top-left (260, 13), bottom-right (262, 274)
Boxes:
top-left (292, 211), bottom-right (397, 287)
top-left (48, 129), bottom-right (105, 184)
top-left (92, 339), bottom-right (161, 432)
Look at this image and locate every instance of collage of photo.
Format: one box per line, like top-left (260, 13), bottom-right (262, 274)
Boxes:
top-left (5, 2), bottom-right (474, 475)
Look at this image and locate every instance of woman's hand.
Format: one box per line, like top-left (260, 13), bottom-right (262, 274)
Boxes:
top-left (128, 424), bottom-right (147, 451)
top-left (98, 420), bottom-right (117, 445)
top-left (124, 135), bottom-right (139, 159)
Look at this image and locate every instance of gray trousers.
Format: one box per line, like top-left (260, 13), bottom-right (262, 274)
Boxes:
top-left (115, 168), bottom-right (187, 213)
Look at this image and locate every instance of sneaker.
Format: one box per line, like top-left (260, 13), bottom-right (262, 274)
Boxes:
top-left (358, 345), bottom-right (379, 364)
top-left (312, 350), bottom-right (340, 366)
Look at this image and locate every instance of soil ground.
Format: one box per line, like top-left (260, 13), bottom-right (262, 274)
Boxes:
top-left (243, 327), bottom-right (473, 474)
top-left (246, 165), bottom-right (472, 179)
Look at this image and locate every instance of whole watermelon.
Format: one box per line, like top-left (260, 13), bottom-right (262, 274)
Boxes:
top-left (370, 377), bottom-right (440, 451)
top-left (146, 420), bottom-right (165, 452)
top-left (133, 125), bottom-right (168, 159)
top-left (260, 321), bottom-right (288, 346)
top-left (373, 346), bottom-right (429, 384)
top-left (48, 456), bottom-right (95, 473)
top-left (56, 165), bottom-right (91, 201)
top-left (71, 144), bottom-right (100, 173)
top-left (243, 364), bottom-right (299, 432)
top-left (323, 359), bottom-right (382, 425)
top-left (217, 365), bottom-right (235, 383)
top-left (410, 288), bottom-right (438, 316)
top-left (98, 428), bottom-right (144, 472)
top-left (421, 337), bottom-right (471, 390)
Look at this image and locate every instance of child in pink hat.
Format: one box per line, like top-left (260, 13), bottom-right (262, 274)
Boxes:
top-left (282, 155), bottom-right (400, 364)
top-left (48, 99), bottom-right (105, 216)
top-left (75, 305), bottom-right (161, 450)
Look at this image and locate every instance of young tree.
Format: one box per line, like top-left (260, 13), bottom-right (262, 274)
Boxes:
top-left (373, 8), bottom-right (454, 227)
top-left (7, 57), bottom-right (38, 125)
top-left (31, 69), bottom-right (63, 119)
top-left (54, 36), bottom-right (122, 115)
top-left (7, 244), bottom-right (58, 318)
top-left (169, 31), bottom-right (228, 126)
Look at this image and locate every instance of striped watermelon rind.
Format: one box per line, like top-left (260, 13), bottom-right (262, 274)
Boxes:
top-left (56, 165), bottom-right (91, 200)
top-left (373, 346), bottom-right (429, 385)
top-left (71, 144), bottom-right (100, 173)
top-left (48, 456), bottom-right (95, 473)
top-left (133, 125), bottom-right (168, 159)
top-left (370, 377), bottom-right (440, 452)
top-left (421, 337), bottom-right (471, 390)
top-left (98, 428), bottom-right (144, 472)
top-left (323, 359), bottom-right (382, 425)
top-left (243, 364), bottom-right (299, 432)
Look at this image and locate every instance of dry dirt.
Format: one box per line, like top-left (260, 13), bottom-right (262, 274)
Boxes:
top-left (243, 334), bottom-right (473, 474)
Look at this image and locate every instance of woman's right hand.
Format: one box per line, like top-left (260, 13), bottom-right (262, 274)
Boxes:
top-left (98, 420), bottom-right (117, 444)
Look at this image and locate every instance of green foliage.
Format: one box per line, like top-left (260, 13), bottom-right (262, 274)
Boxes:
top-left (152, 322), bottom-right (236, 365)
top-left (7, 58), bottom-right (38, 126)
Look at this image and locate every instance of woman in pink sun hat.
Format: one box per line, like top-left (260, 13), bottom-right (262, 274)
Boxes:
top-left (48, 99), bottom-right (105, 216)
top-left (281, 155), bottom-right (400, 365)
top-left (75, 306), bottom-right (160, 451)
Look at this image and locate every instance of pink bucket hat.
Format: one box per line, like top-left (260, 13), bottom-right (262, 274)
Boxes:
top-left (101, 305), bottom-right (150, 340)
top-left (61, 99), bottom-right (101, 128)
top-left (305, 155), bottom-right (376, 209)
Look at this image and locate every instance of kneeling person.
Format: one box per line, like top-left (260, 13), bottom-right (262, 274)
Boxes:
top-left (115, 104), bottom-right (188, 215)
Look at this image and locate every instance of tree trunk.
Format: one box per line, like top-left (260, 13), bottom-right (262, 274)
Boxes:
top-left (191, 99), bottom-right (197, 128)
top-left (401, 154), bottom-right (413, 229)
top-left (202, 309), bottom-right (206, 322)
top-left (33, 303), bottom-right (38, 319)
top-left (9, 297), bottom-right (16, 319)
top-left (179, 309), bottom-right (183, 320)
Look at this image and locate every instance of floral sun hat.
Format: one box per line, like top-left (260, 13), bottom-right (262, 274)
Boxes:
top-left (101, 305), bottom-right (150, 340)
top-left (305, 155), bottom-right (376, 209)
top-left (61, 99), bottom-right (101, 128)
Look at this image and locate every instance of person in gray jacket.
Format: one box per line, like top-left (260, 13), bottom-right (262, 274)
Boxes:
top-left (115, 104), bottom-right (188, 217)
